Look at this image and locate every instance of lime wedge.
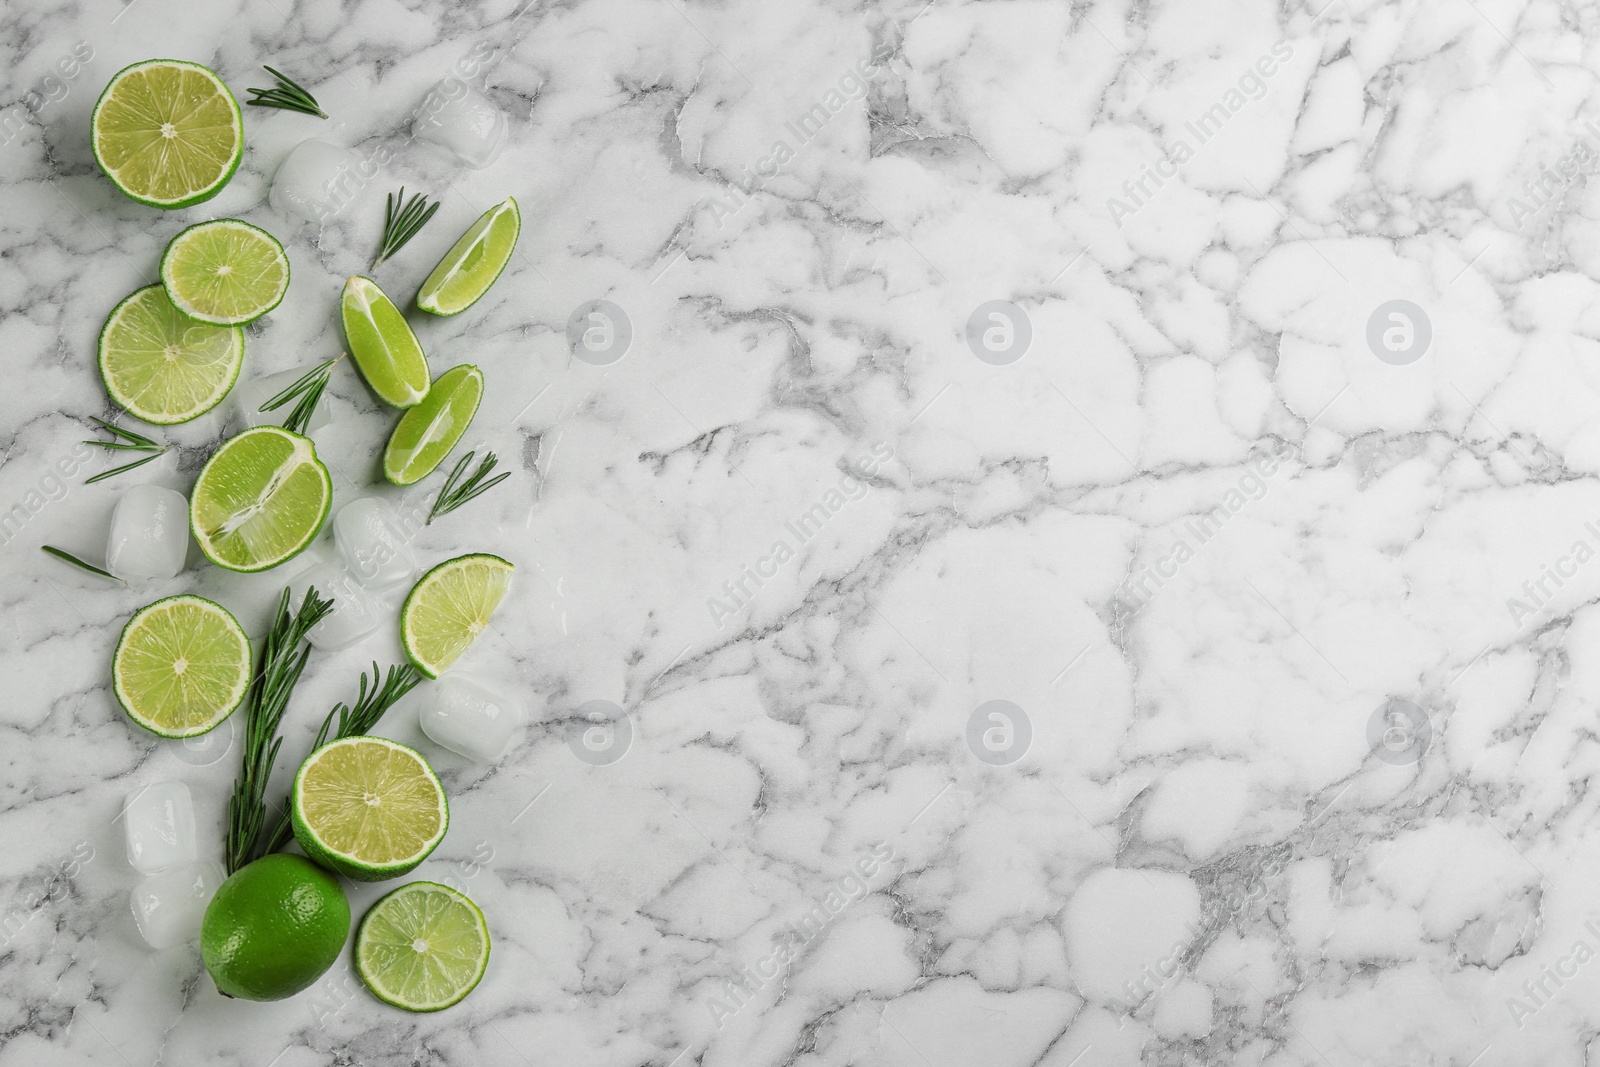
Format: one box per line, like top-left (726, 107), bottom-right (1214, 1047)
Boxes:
top-left (342, 276), bottom-right (430, 408)
top-left (190, 426), bottom-right (332, 572)
top-left (91, 59), bottom-right (243, 209)
top-left (160, 219), bottom-right (289, 326)
top-left (400, 553), bottom-right (513, 678)
top-left (113, 594), bottom-right (251, 738)
top-left (291, 736), bottom-right (449, 882)
top-left (383, 365), bottom-right (483, 486)
top-left (356, 882), bottom-right (489, 1011)
top-left (416, 197), bottom-right (519, 317)
top-left (98, 285), bottom-right (244, 425)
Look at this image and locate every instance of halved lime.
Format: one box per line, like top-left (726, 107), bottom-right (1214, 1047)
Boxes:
top-left (383, 365), bottom-right (483, 486)
top-left (91, 59), bottom-right (243, 209)
top-left (98, 285), bottom-right (244, 424)
top-left (291, 736), bottom-right (449, 882)
top-left (342, 276), bottom-right (429, 408)
top-left (400, 554), bottom-right (514, 678)
top-left (113, 594), bottom-right (251, 738)
top-left (416, 197), bottom-right (520, 317)
top-left (190, 426), bottom-right (332, 572)
top-left (356, 882), bottom-right (489, 1011)
top-left (160, 219), bottom-right (289, 325)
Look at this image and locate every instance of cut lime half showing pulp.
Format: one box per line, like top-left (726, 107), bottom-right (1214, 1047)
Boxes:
top-left (160, 219), bottom-right (289, 325)
top-left (99, 285), bottom-right (244, 424)
top-left (383, 364), bottom-right (483, 486)
top-left (190, 426), bottom-right (332, 572)
top-left (291, 736), bottom-right (449, 882)
top-left (400, 553), bottom-right (513, 678)
top-left (342, 276), bottom-right (430, 408)
top-left (91, 59), bottom-right (243, 209)
top-left (416, 197), bottom-right (520, 317)
top-left (356, 882), bottom-right (490, 1011)
top-left (113, 594), bottom-right (251, 738)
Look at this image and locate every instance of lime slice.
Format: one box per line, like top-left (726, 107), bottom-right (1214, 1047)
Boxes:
top-left (342, 276), bottom-right (430, 408)
top-left (190, 426), bottom-right (332, 572)
top-left (400, 553), bottom-right (514, 678)
top-left (355, 882), bottom-right (489, 1011)
top-left (91, 59), bottom-right (243, 209)
top-left (113, 594), bottom-right (251, 738)
top-left (160, 219), bottom-right (289, 325)
top-left (383, 365), bottom-right (483, 486)
top-left (98, 285), bottom-right (244, 425)
top-left (291, 736), bottom-right (449, 882)
top-left (416, 197), bottom-right (520, 317)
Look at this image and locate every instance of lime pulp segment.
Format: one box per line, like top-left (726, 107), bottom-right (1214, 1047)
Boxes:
top-left (98, 285), bottom-right (244, 424)
top-left (190, 426), bottom-right (331, 572)
top-left (401, 553), bottom-right (514, 677)
top-left (113, 594), bottom-right (251, 738)
top-left (416, 197), bottom-right (520, 317)
top-left (292, 736), bottom-right (448, 881)
top-left (91, 59), bottom-right (243, 209)
top-left (160, 219), bottom-right (289, 325)
top-left (383, 364), bottom-right (483, 486)
top-left (342, 276), bottom-right (430, 408)
top-left (356, 882), bottom-right (490, 1011)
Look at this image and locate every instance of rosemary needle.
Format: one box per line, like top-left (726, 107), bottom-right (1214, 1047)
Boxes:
top-left (83, 416), bottom-right (168, 482)
top-left (372, 188), bottom-right (440, 269)
top-left (246, 66), bottom-right (327, 119)
top-left (41, 545), bottom-right (125, 584)
top-left (259, 355), bottom-right (341, 436)
top-left (428, 451), bottom-right (509, 524)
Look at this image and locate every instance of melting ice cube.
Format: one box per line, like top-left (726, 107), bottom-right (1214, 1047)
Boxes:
top-left (123, 781), bottom-right (197, 875)
top-left (233, 367), bottom-right (334, 433)
top-left (418, 673), bottom-right (524, 762)
top-left (412, 78), bottom-right (506, 169)
top-left (130, 861), bottom-right (225, 950)
top-left (334, 498), bottom-right (417, 590)
top-left (270, 139), bottom-right (367, 225)
top-left (106, 484), bottom-right (188, 581)
top-left (297, 561), bottom-right (384, 651)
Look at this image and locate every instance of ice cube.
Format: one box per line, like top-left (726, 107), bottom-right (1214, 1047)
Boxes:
top-left (270, 139), bottom-right (367, 225)
top-left (334, 498), bottom-right (417, 590)
top-left (297, 562), bottom-right (385, 651)
top-left (418, 673), bottom-right (524, 762)
top-left (233, 367), bottom-right (334, 433)
top-left (130, 861), bottom-right (225, 950)
top-left (123, 781), bottom-right (197, 875)
top-left (412, 78), bottom-right (506, 169)
top-left (106, 484), bottom-right (188, 581)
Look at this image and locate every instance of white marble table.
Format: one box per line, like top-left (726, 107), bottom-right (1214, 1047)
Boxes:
top-left (2, 0), bottom-right (1597, 1063)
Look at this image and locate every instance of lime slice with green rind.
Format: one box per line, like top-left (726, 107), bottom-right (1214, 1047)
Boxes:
top-left (98, 285), bottom-right (244, 425)
top-left (160, 219), bottom-right (289, 326)
top-left (400, 553), bottom-right (513, 678)
top-left (355, 881), bottom-right (490, 1011)
top-left (190, 426), bottom-right (332, 572)
top-left (416, 197), bottom-right (520, 317)
top-left (91, 59), bottom-right (243, 209)
top-left (113, 594), bottom-right (251, 738)
top-left (291, 736), bottom-right (449, 882)
top-left (342, 276), bottom-right (430, 408)
top-left (383, 364), bottom-right (483, 486)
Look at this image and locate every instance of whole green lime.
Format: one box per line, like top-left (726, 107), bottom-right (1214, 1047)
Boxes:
top-left (201, 854), bottom-right (350, 1001)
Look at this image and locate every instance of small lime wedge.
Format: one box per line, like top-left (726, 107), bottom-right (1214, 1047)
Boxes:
top-left (356, 882), bottom-right (490, 1011)
top-left (383, 365), bottom-right (483, 486)
top-left (113, 594), bottom-right (251, 738)
top-left (190, 426), bottom-right (332, 572)
top-left (342, 276), bottom-right (430, 408)
top-left (160, 219), bottom-right (289, 326)
top-left (98, 285), bottom-right (243, 424)
top-left (91, 59), bottom-right (243, 209)
top-left (416, 197), bottom-right (520, 317)
top-left (291, 736), bottom-right (449, 882)
top-left (400, 553), bottom-right (514, 677)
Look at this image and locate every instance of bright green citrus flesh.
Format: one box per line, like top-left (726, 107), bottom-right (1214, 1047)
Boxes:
top-left (342, 276), bottom-right (430, 408)
top-left (98, 285), bottom-right (244, 424)
top-left (91, 60), bottom-right (243, 209)
top-left (291, 736), bottom-right (449, 882)
top-left (113, 594), bottom-right (251, 738)
top-left (202, 854), bottom-right (350, 1001)
top-left (190, 426), bottom-right (332, 572)
top-left (383, 365), bottom-right (483, 486)
top-left (160, 219), bottom-right (289, 325)
top-left (356, 881), bottom-right (490, 1011)
top-left (416, 197), bottom-right (520, 317)
top-left (400, 554), bottom-right (514, 678)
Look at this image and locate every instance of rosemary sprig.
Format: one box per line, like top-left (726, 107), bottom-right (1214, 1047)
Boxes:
top-left (245, 66), bottom-right (327, 119)
top-left (372, 188), bottom-right (440, 269)
top-left (428, 451), bottom-right (509, 524)
top-left (83, 416), bottom-right (168, 482)
top-left (41, 545), bottom-right (125, 584)
top-left (86, 451), bottom-right (167, 484)
top-left (260, 661), bottom-right (425, 855)
top-left (260, 355), bottom-right (341, 436)
top-left (226, 586), bottom-right (334, 874)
